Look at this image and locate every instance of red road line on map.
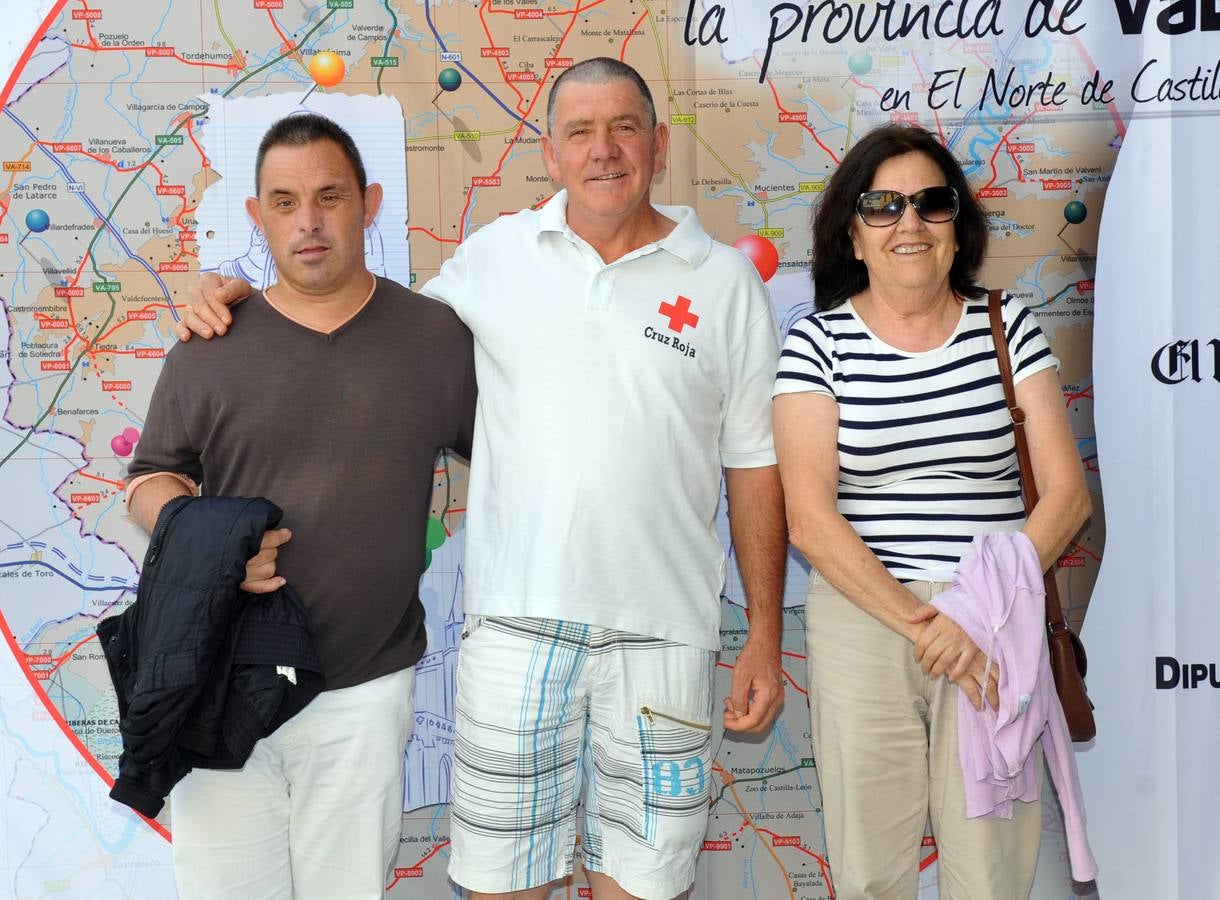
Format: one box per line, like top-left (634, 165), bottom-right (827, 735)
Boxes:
top-left (42, 633), bottom-right (96, 676)
top-left (920, 848), bottom-right (939, 871)
top-left (265, 10), bottom-right (306, 71)
top-left (718, 659), bottom-right (807, 697)
top-left (981, 110), bottom-right (1038, 190)
top-left (619, 10), bottom-right (650, 62)
top-left (0, 1), bottom-right (68, 111)
top-left (457, 0), bottom-right (601, 240)
top-left (761, 61), bottom-right (841, 165)
top-left (27, 130), bottom-right (196, 359)
top-left (0, 2), bottom-right (176, 846)
top-left (709, 763), bottom-right (798, 900)
top-left (1005, 140), bottom-right (1027, 183)
top-left (477, 0), bottom-right (525, 108)
top-left (92, 303), bottom-right (184, 348)
top-left (37, 137), bottom-right (198, 265)
top-left (781, 650), bottom-right (806, 660)
top-left (756, 827), bottom-right (835, 897)
top-left (78, 471), bottom-right (125, 489)
top-left (70, 0), bottom-right (234, 73)
top-left (413, 841), bottom-right (450, 867)
top-left (409, 226), bottom-right (459, 245)
top-left (1064, 384), bottom-right (1093, 407)
top-left (69, 41), bottom-right (236, 70)
top-left (1068, 541), bottom-right (1101, 562)
top-left (384, 840), bottom-right (451, 890)
top-left (39, 141), bottom-right (168, 180)
top-left (0, 610), bottom-right (172, 842)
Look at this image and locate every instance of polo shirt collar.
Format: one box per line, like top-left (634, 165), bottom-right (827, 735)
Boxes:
top-left (536, 190), bottom-right (712, 267)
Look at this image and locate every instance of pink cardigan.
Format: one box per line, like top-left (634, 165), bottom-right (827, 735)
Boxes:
top-left (931, 531), bottom-right (1098, 882)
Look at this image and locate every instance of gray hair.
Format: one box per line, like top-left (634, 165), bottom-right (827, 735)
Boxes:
top-left (546, 57), bottom-right (657, 134)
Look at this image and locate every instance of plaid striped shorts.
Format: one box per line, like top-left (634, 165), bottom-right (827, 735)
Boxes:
top-left (446, 616), bottom-right (715, 898)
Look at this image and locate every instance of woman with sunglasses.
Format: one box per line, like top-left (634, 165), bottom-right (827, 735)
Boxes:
top-left (771, 125), bottom-right (1090, 899)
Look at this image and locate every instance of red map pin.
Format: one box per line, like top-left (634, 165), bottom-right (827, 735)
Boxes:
top-left (732, 234), bottom-right (780, 283)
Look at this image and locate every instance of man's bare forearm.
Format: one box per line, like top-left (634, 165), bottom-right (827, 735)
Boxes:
top-left (725, 464), bottom-right (786, 644)
top-left (127, 475), bottom-right (192, 534)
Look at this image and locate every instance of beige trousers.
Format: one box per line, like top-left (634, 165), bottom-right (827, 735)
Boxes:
top-left (805, 574), bottom-right (1042, 900)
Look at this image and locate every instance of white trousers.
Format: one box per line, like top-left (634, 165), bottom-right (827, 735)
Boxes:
top-left (170, 667), bottom-right (416, 900)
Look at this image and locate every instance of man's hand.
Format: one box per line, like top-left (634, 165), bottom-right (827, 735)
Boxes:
top-left (723, 636), bottom-right (785, 733)
top-left (908, 605), bottom-right (1000, 711)
top-left (240, 528), bottom-right (292, 594)
top-left (173, 273), bottom-right (253, 342)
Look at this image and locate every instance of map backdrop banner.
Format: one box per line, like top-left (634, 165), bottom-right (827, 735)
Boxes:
top-left (1, 0), bottom-right (1215, 896)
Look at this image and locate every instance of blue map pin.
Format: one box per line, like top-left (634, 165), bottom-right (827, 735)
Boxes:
top-left (25, 208), bottom-right (50, 233)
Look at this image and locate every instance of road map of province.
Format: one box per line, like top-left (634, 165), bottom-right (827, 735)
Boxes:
top-left (1, 0), bottom-right (1110, 896)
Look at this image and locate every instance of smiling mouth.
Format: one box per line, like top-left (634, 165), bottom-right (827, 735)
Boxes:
top-left (589, 173), bottom-right (626, 182)
top-left (893, 244), bottom-right (931, 255)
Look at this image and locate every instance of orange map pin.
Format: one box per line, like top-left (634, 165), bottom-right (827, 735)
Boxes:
top-left (308, 51), bottom-right (345, 88)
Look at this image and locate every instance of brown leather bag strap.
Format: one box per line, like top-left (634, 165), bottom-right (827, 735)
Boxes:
top-left (986, 289), bottom-right (1068, 631)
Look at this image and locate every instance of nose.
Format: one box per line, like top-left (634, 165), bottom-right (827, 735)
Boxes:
top-left (590, 124), bottom-right (620, 160)
top-left (296, 199), bottom-right (324, 234)
top-left (894, 198), bottom-right (925, 231)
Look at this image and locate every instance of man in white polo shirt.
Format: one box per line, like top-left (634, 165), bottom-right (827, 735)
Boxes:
top-left (177, 57), bottom-right (786, 900)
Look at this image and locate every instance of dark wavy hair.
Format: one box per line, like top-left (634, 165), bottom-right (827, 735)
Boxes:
top-left (812, 125), bottom-right (987, 311)
top-left (254, 112), bottom-right (368, 196)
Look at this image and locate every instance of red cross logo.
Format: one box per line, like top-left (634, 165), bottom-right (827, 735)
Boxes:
top-left (658, 295), bottom-right (699, 333)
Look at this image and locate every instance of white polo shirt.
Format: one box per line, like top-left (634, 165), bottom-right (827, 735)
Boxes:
top-left (422, 192), bottom-right (778, 649)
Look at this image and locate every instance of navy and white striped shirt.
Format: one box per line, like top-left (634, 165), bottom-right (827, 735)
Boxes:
top-left (773, 295), bottom-right (1058, 582)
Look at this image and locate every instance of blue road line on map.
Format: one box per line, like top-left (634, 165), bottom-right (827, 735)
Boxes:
top-left (0, 561), bottom-right (136, 592)
top-left (423, 0), bottom-right (541, 137)
top-left (52, 547), bottom-right (66, 560)
top-left (3, 108), bottom-right (177, 311)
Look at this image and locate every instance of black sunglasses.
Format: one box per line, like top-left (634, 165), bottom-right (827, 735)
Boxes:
top-left (855, 185), bottom-right (959, 228)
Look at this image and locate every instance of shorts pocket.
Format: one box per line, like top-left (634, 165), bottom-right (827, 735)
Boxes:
top-left (635, 700), bottom-right (713, 848)
top-left (460, 614), bottom-right (485, 640)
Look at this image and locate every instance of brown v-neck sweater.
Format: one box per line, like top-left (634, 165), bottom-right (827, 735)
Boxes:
top-left (129, 277), bottom-right (476, 688)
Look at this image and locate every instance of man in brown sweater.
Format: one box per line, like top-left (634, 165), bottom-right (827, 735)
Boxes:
top-left (124, 114), bottom-right (475, 900)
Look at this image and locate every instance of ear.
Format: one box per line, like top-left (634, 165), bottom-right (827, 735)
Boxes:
top-left (849, 223), bottom-right (863, 262)
top-left (245, 196), bottom-right (263, 232)
top-left (541, 134), bottom-right (561, 182)
top-left (362, 182), bottom-right (384, 227)
top-left (651, 122), bottom-right (670, 177)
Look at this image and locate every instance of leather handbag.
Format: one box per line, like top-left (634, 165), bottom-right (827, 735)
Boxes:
top-left (987, 289), bottom-right (1097, 742)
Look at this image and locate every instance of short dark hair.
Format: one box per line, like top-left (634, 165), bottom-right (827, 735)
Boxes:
top-left (811, 125), bottom-right (988, 311)
top-left (547, 57), bottom-right (657, 133)
top-left (254, 113), bottom-right (368, 195)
